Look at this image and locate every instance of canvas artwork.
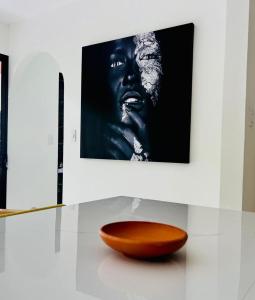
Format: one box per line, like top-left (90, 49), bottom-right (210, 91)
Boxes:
top-left (80, 23), bottom-right (194, 163)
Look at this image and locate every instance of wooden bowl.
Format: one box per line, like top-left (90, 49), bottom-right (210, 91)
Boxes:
top-left (99, 221), bottom-right (188, 259)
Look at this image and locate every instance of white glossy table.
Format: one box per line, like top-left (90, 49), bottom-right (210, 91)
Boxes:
top-left (0, 196), bottom-right (255, 300)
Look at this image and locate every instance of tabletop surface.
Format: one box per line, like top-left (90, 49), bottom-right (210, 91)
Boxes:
top-left (0, 196), bottom-right (255, 300)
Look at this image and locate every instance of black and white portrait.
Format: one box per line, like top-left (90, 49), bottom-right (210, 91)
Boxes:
top-left (80, 23), bottom-right (194, 163)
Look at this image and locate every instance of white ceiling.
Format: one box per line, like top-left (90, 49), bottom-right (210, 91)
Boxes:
top-left (0, 0), bottom-right (76, 24)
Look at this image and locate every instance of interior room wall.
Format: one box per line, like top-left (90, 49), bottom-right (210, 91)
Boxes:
top-left (242, 0), bottom-right (255, 212)
top-left (7, 53), bottom-right (59, 209)
top-left (220, 0), bottom-right (250, 211)
top-left (0, 22), bottom-right (9, 55)
top-left (6, 0), bottom-right (251, 209)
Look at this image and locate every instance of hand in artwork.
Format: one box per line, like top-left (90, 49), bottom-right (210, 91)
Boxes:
top-left (104, 110), bottom-right (151, 161)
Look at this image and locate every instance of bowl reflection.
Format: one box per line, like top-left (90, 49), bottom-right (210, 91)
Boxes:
top-left (98, 251), bottom-right (186, 299)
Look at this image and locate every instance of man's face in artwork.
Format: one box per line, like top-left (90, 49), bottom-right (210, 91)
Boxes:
top-left (106, 32), bottom-right (162, 125)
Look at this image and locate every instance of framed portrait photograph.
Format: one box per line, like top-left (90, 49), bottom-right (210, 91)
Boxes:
top-left (80, 23), bottom-right (194, 163)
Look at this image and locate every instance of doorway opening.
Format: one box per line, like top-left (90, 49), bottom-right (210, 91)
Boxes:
top-left (57, 73), bottom-right (64, 204)
top-left (0, 54), bottom-right (8, 209)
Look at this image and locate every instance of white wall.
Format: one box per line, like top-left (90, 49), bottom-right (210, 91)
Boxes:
top-left (243, 0), bottom-right (255, 212)
top-left (6, 0), bottom-right (250, 209)
top-left (7, 53), bottom-right (59, 209)
top-left (0, 22), bottom-right (9, 55)
top-left (220, 0), bottom-right (250, 210)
